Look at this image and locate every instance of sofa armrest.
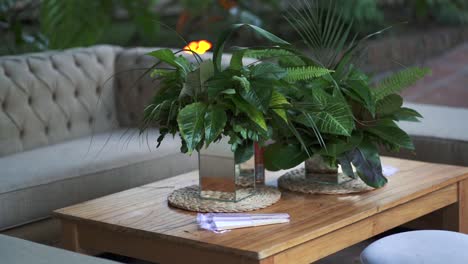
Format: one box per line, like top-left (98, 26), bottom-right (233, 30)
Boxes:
top-left (384, 103), bottom-right (468, 166)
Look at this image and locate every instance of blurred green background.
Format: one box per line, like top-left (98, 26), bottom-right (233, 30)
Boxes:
top-left (1, 0), bottom-right (468, 56)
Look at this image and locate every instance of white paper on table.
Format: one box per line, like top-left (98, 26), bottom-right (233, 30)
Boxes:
top-left (382, 165), bottom-right (399, 177)
top-left (198, 213), bottom-right (290, 232)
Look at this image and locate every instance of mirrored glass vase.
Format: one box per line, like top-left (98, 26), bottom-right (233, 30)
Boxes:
top-left (199, 139), bottom-right (256, 202)
top-left (304, 154), bottom-right (354, 185)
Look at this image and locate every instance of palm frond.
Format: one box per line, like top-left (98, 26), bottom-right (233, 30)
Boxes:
top-left (373, 67), bottom-right (431, 100)
top-left (285, 0), bottom-right (354, 68)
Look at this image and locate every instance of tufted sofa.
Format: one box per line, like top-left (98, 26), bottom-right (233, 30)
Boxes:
top-left (0, 45), bottom-right (203, 242)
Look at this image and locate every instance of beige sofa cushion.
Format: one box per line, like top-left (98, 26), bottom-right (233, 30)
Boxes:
top-left (0, 128), bottom-right (197, 230)
top-left (0, 45), bottom-right (121, 157)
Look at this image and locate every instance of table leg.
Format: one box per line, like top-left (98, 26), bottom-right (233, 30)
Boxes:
top-left (60, 220), bottom-right (83, 253)
top-left (459, 179), bottom-right (468, 233)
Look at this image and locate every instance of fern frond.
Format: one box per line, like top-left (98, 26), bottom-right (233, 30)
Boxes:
top-left (373, 67), bottom-right (431, 100)
top-left (244, 49), bottom-right (305, 66)
top-left (284, 66), bottom-right (332, 82)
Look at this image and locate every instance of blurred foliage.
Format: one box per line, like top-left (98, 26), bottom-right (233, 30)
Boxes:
top-left (411, 0), bottom-right (468, 25)
top-left (1, 0), bottom-right (468, 56)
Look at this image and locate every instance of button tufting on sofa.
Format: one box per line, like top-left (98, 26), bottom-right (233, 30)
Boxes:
top-left (74, 89), bottom-right (79, 97)
top-left (96, 86), bottom-right (101, 94)
top-left (88, 116), bottom-right (94, 124)
top-left (66, 121), bottom-right (71, 130)
top-left (19, 129), bottom-right (25, 138)
top-left (44, 125), bottom-right (49, 134)
top-left (27, 96), bottom-right (32, 105)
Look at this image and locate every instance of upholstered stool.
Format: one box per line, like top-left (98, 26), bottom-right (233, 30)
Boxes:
top-left (361, 230), bottom-right (468, 264)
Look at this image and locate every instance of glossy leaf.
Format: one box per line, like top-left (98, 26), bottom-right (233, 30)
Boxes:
top-left (240, 80), bottom-right (273, 112)
top-left (177, 102), bottom-right (207, 154)
top-left (365, 120), bottom-right (414, 150)
top-left (235, 142), bottom-right (254, 164)
top-left (264, 143), bottom-right (309, 171)
top-left (204, 106), bottom-right (227, 147)
top-left (345, 141), bottom-right (387, 188)
top-left (230, 95), bottom-right (267, 131)
top-left (376, 94), bottom-right (403, 116)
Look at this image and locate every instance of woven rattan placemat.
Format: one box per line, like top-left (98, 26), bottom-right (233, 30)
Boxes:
top-left (168, 185), bottom-right (281, 212)
top-left (278, 168), bottom-right (374, 194)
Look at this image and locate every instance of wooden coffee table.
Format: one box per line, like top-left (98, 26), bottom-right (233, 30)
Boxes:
top-left (54, 157), bottom-right (468, 264)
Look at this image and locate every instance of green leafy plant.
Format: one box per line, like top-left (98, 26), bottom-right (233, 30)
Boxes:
top-left (140, 24), bottom-right (332, 161)
top-left (263, 0), bottom-right (431, 188)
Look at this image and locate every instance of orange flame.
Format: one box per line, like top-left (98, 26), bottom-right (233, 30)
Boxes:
top-left (183, 40), bottom-right (212, 55)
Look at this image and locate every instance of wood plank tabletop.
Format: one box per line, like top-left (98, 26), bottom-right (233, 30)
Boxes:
top-left (54, 157), bottom-right (468, 260)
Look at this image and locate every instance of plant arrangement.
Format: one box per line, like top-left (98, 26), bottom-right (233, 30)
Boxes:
top-left (140, 24), bottom-right (332, 164)
top-left (262, 1), bottom-right (431, 188)
top-left (141, 0), bottom-right (430, 190)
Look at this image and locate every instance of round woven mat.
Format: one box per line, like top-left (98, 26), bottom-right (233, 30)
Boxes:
top-left (278, 168), bottom-right (374, 194)
top-left (168, 185), bottom-right (281, 212)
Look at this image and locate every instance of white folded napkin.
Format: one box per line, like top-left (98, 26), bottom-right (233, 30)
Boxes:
top-left (198, 213), bottom-right (290, 232)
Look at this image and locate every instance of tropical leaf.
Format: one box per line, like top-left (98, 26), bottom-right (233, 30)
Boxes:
top-left (213, 23), bottom-right (290, 72)
top-left (147, 49), bottom-right (189, 73)
top-left (264, 143), bottom-right (309, 171)
top-left (373, 67), bottom-right (431, 100)
top-left (177, 102), bottom-right (207, 154)
top-left (284, 66), bottom-right (332, 82)
top-left (346, 69), bottom-right (376, 115)
top-left (365, 119), bottom-right (414, 150)
top-left (315, 102), bottom-right (354, 136)
top-left (204, 106), bottom-right (227, 147)
top-left (230, 95), bottom-right (267, 131)
top-left (250, 62), bottom-right (287, 80)
top-left (269, 91), bottom-right (290, 122)
top-left (392, 107), bottom-right (423, 122)
top-left (234, 142), bottom-right (254, 164)
top-left (232, 75), bottom-right (250, 91)
top-left (239, 80), bottom-right (273, 112)
top-left (376, 94), bottom-right (403, 116)
top-left (343, 141), bottom-right (387, 188)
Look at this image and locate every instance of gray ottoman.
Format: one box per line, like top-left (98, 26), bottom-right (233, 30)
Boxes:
top-left (0, 234), bottom-right (121, 264)
top-left (361, 230), bottom-right (468, 264)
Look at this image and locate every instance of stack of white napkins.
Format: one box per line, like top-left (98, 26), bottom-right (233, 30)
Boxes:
top-left (198, 213), bottom-right (290, 232)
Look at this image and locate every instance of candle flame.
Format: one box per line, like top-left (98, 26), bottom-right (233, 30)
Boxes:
top-left (183, 40), bottom-right (212, 55)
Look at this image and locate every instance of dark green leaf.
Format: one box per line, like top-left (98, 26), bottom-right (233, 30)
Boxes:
top-left (204, 106), bottom-right (227, 147)
top-left (392, 107), bottom-right (423, 122)
top-left (240, 80), bottom-right (273, 112)
top-left (264, 143), bottom-right (309, 171)
top-left (177, 102), bottom-right (207, 154)
top-left (365, 120), bottom-right (414, 150)
top-left (250, 62), bottom-right (287, 80)
top-left (376, 94), bottom-right (403, 116)
top-left (345, 141), bottom-right (387, 188)
top-left (230, 95), bottom-right (267, 131)
top-left (235, 142), bottom-right (254, 164)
